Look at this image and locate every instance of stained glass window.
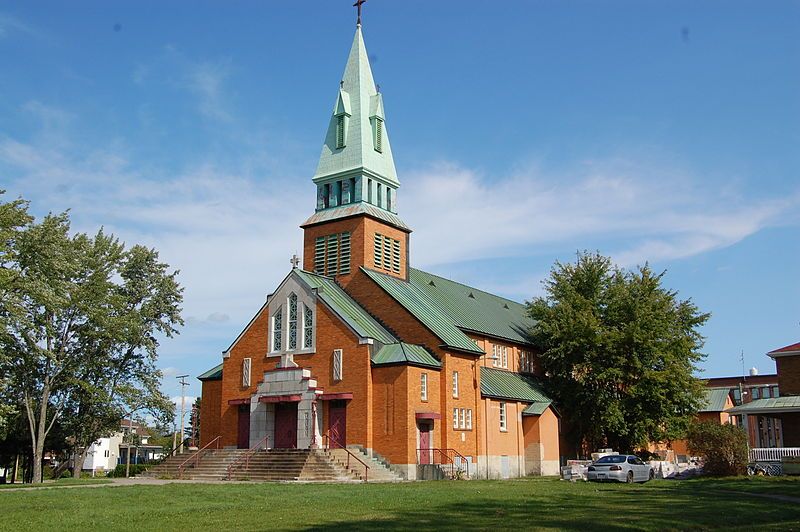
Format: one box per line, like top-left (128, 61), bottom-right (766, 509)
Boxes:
top-left (273, 308), bottom-right (282, 351)
top-left (288, 293), bottom-right (298, 350)
top-left (303, 306), bottom-right (313, 349)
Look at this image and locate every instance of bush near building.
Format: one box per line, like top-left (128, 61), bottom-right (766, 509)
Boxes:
top-left (687, 420), bottom-right (748, 476)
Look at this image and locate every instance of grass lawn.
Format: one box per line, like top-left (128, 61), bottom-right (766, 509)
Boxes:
top-left (0, 477), bottom-right (112, 489)
top-left (0, 477), bottom-right (798, 531)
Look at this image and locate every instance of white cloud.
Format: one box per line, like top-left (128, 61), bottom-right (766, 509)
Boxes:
top-left (0, 13), bottom-right (42, 40)
top-left (400, 160), bottom-right (799, 269)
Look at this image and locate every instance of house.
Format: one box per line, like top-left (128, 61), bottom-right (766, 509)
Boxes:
top-left (706, 372), bottom-right (780, 448)
top-left (728, 342), bottom-right (800, 452)
top-left (197, 20), bottom-right (561, 480)
top-left (82, 419), bottom-right (163, 472)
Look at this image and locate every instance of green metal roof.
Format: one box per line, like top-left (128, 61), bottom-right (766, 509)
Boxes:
top-left (727, 395), bottom-right (800, 415)
top-left (362, 268), bottom-right (485, 355)
top-left (300, 202), bottom-right (410, 232)
top-left (700, 388), bottom-right (732, 412)
top-left (313, 27), bottom-right (399, 187)
top-left (295, 269), bottom-right (397, 345)
top-left (198, 363), bottom-right (223, 381)
top-left (522, 402), bottom-right (551, 416)
top-left (372, 342), bottom-right (442, 369)
top-left (409, 269), bottom-right (534, 345)
top-left (480, 366), bottom-right (552, 405)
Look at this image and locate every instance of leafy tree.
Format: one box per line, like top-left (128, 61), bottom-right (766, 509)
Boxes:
top-left (527, 251), bottom-right (709, 454)
top-left (0, 192), bottom-right (33, 434)
top-left (0, 199), bottom-right (183, 483)
top-left (687, 420), bottom-right (748, 476)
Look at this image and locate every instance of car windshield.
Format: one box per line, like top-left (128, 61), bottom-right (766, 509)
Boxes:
top-left (595, 455), bottom-right (626, 464)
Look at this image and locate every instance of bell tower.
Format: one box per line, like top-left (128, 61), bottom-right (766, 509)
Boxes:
top-left (301, 23), bottom-right (411, 286)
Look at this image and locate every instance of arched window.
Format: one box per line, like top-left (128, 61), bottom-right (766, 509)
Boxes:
top-left (288, 293), bottom-right (298, 350)
top-left (303, 305), bottom-right (313, 349)
top-left (272, 308), bottom-right (283, 351)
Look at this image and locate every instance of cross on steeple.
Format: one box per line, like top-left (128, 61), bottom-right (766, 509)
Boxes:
top-left (353, 0), bottom-right (366, 26)
top-left (290, 254), bottom-right (300, 268)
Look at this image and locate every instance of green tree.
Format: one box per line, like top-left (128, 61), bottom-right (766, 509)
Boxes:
top-left (527, 251), bottom-right (709, 454)
top-left (0, 192), bottom-right (33, 434)
top-left (0, 200), bottom-right (182, 483)
top-left (687, 420), bottom-right (748, 476)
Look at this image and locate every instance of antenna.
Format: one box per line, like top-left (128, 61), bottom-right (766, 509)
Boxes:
top-left (176, 374), bottom-right (189, 454)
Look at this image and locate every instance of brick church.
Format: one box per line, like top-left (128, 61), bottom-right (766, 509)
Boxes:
top-left (198, 20), bottom-right (561, 480)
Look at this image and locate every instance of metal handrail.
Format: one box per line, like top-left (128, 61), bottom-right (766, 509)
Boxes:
top-left (226, 435), bottom-right (270, 480)
top-left (322, 430), bottom-right (370, 482)
top-left (417, 447), bottom-right (470, 478)
top-left (177, 436), bottom-right (220, 479)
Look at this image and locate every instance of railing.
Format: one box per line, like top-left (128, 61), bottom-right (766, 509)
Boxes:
top-left (177, 436), bottom-right (220, 479)
top-left (417, 448), bottom-right (470, 478)
top-left (322, 430), bottom-right (370, 482)
top-left (750, 447), bottom-right (800, 463)
top-left (226, 435), bottom-right (270, 480)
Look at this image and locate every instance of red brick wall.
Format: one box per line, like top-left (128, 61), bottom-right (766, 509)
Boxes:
top-left (776, 355), bottom-right (800, 395)
top-left (199, 379), bottom-right (222, 447)
top-left (440, 354), bottom-right (480, 461)
top-left (371, 365), bottom-right (410, 463)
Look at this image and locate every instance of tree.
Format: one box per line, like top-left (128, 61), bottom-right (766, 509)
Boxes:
top-left (527, 251), bottom-right (709, 454)
top-left (687, 421), bottom-right (748, 476)
top-left (0, 199), bottom-right (183, 483)
top-left (0, 192), bottom-right (33, 434)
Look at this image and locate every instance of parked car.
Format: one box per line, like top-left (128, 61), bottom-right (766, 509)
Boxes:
top-left (587, 454), bottom-right (654, 483)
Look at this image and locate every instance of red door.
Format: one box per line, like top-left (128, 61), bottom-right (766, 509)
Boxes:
top-left (419, 422), bottom-right (431, 464)
top-left (329, 400), bottom-right (347, 448)
top-left (274, 402), bottom-right (298, 448)
top-left (237, 405), bottom-right (250, 449)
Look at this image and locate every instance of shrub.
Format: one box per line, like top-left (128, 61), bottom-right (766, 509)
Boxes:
top-left (42, 465), bottom-right (55, 480)
top-left (687, 421), bottom-right (748, 476)
top-left (107, 464), bottom-right (149, 478)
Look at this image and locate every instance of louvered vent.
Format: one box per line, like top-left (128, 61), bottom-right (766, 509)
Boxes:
top-left (383, 236), bottom-right (392, 270)
top-left (326, 235), bottom-right (338, 276)
top-left (339, 232), bottom-right (351, 274)
top-left (374, 233), bottom-right (383, 268)
top-left (336, 115), bottom-right (345, 148)
top-left (314, 237), bottom-right (326, 274)
top-left (375, 119), bottom-right (383, 153)
top-left (391, 239), bottom-right (400, 273)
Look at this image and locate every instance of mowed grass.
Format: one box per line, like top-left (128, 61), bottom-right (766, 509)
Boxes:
top-left (1, 477), bottom-right (799, 531)
top-left (0, 477), bottom-right (112, 489)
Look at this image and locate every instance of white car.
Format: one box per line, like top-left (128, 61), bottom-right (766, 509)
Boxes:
top-left (587, 454), bottom-right (654, 483)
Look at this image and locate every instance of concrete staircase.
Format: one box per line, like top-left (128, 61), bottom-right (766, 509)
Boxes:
top-left (325, 447), bottom-right (405, 482)
top-left (144, 449), bottom-right (363, 482)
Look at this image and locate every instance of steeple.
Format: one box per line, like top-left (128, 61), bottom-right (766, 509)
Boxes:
top-left (312, 25), bottom-right (400, 215)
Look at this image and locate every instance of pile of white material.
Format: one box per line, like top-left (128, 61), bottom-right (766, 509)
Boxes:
top-left (561, 459), bottom-right (593, 481)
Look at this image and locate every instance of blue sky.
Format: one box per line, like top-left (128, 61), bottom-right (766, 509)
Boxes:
top-left (1, 1), bottom-right (799, 416)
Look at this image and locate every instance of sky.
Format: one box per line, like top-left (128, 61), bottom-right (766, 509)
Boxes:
top-left (1, 1), bottom-right (799, 421)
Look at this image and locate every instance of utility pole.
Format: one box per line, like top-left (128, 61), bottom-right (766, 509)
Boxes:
top-left (177, 375), bottom-right (189, 454)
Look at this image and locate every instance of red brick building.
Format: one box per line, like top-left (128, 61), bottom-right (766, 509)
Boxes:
top-left (197, 23), bottom-right (560, 479)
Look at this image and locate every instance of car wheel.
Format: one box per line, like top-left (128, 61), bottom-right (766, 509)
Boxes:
top-left (648, 469), bottom-right (654, 482)
top-left (626, 471), bottom-right (634, 484)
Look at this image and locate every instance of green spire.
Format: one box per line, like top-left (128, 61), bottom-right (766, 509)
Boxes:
top-left (313, 26), bottom-right (400, 214)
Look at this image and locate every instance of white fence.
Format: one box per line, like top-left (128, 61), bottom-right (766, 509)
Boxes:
top-left (749, 447), bottom-right (800, 462)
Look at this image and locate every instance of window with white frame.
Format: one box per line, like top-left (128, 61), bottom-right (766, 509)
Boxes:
top-left (272, 307), bottom-right (283, 351)
top-left (466, 409), bottom-right (472, 430)
top-left (242, 357), bottom-right (251, 387)
top-left (333, 349), bottom-right (343, 381)
top-left (499, 402), bottom-right (507, 431)
top-left (303, 305), bottom-right (313, 349)
top-left (492, 344), bottom-right (498, 367)
top-left (452, 371), bottom-right (459, 398)
top-left (453, 408), bottom-right (459, 429)
top-left (421, 373), bottom-right (428, 401)
top-left (502, 346), bottom-right (508, 369)
top-left (459, 408), bottom-right (465, 429)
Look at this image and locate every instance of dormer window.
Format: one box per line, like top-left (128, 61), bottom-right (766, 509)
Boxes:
top-left (336, 115), bottom-right (346, 149)
top-left (372, 117), bottom-right (383, 153)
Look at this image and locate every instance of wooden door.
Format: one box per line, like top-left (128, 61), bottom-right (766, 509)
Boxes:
top-left (419, 423), bottom-right (431, 464)
top-left (329, 400), bottom-right (347, 448)
top-left (237, 405), bottom-right (250, 449)
top-left (274, 402), bottom-right (298, 448)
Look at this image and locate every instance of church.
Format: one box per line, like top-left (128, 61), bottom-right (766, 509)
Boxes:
top-left (197, 15), bottom-right (562, 480)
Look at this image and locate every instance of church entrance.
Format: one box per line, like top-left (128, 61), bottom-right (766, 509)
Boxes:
top-left (274, 402), bottom-right (298, 448)
top-left (418, 421), bottom-right (432, 464)
top-left (237, 404), bottom-right (250, 449)
top-left (328, 400), bottom-right (347, 448)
